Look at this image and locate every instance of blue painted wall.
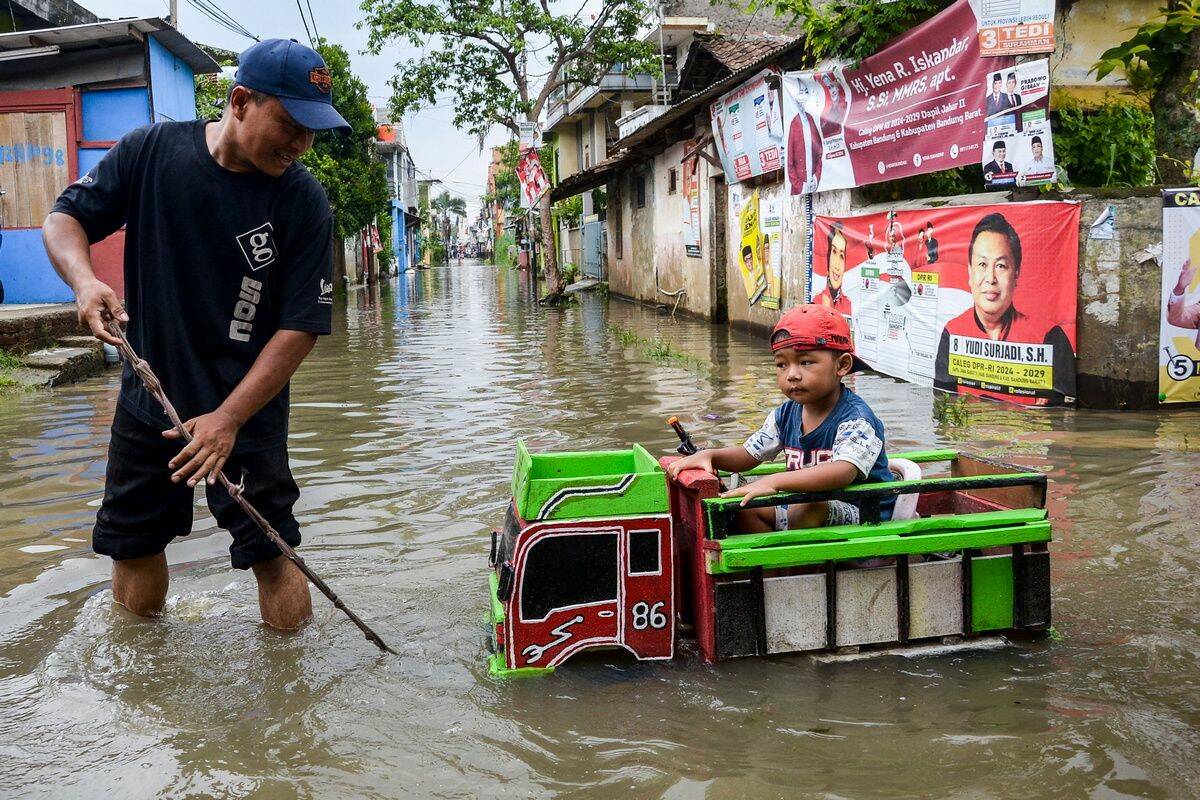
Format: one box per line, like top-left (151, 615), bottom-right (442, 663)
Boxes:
top-left (148, 36), bottom-right (197, 123)
top-left (0, 230), bottom-right (73, 303)
top-left (81, 87), bottom-right (151, 141)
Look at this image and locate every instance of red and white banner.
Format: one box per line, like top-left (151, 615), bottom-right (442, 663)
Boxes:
top-left (813, 201), bottom-right (1080, 406)
top-left (517, 148), bottom-right (549, 209)
top-left (782, 0), bottom-right (1014, 196)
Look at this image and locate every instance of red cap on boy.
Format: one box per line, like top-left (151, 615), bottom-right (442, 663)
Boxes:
top-left (770, 304), bottom-right (871, 374)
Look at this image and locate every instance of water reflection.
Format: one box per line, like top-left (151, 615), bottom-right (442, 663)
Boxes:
top-left (0, 261), bottom-right (1197, 798)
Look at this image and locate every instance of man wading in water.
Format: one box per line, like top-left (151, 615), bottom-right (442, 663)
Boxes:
top-left (42, 39), bottom-right (349, 630)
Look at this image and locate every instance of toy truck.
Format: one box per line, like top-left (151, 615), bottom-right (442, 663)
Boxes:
top-left (486, 442), bottom-right (1051, 677)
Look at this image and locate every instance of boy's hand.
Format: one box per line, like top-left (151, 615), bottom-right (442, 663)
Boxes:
top-left (666, 450), bottom-right (716, 479)
top-left (720, 478), bottom-right (780, 507)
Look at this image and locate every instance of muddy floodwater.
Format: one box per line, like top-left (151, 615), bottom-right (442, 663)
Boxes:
top-left (1, 262), bottom-right (1198, 798)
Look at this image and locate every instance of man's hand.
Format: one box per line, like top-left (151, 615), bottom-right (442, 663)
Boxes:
top-left (720, 477), bottom-right (780, 507)
top-left (164, 409), bottom-right (240, 487)
top-left (75, 279), bottom-right (128, 345)
top-left (1175, 259), bottom-right (1197, 295)
top-left (666, 450), bottom-right (716, 479)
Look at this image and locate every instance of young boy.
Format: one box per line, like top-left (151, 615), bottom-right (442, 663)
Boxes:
top-left (666, 304), bottom-right (893, 532)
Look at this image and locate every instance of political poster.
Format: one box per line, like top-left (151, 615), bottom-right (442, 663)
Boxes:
top-left (782, 0), bottom-right (1013, 196)
top-left (736, 188), bottom-right (767, 304)
top-left (759, 185), bottom-right (784, 310)
top-left (813, 200), bottom-right (1080, 406)
top-left (1159, 188), bottom-right (1200, 404)
top-left (682, 150), bottom-right (702, 258)
top-left (971, 0), bottom-right (1056, 56)
top-left (982, 59), bottom-right (1056, 189)
top-left (517, 148), bottom-right (549, 209)
top-left (710, 68), bottom-right (785, 184)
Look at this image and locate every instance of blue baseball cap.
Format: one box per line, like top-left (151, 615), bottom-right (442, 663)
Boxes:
top-left (235, 38), bottom-right (351, 133)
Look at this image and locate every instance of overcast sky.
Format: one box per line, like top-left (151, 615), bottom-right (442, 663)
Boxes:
top-left (82, 0), bottom-right (507, 217)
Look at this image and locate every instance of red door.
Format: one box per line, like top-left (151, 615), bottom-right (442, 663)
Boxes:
top-left (509, 526), bottom-right (621, 669)
top-left (620, 518), bottom-right (674, 660)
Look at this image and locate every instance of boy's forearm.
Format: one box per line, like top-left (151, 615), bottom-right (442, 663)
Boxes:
top-left (763, 460), bottom-right (859, 494)
top-left (709, 446), bottom-right (762, 473)
top-left (43, 212), bottom-right (98, 291)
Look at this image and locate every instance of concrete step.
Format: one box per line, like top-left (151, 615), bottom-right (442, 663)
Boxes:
top-left (3, 366), bottom-right (59, 390)
top-left (20, 346), bottom-right (105, 386)
top-left (55, 335), bottom-right (104, 352)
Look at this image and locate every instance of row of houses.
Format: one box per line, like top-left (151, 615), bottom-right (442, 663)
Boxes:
top-left (541, 0), bottom-right (1157, 334)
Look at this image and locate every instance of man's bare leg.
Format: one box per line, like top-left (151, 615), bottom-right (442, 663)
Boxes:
top-left (253, 555), bottom-right (312, 630)
top-left (112, 552), bottom-right (169, 617)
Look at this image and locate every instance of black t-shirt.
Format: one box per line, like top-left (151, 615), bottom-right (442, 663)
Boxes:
top-left (53, 120), bottom-right (333, 452)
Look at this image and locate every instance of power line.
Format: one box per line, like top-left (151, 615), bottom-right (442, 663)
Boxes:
top-left (304, 0), bottom-right (322, 44)
top-left (294, 0), bottom-right (314, 48)
top-left (184, 0), bottom-right (258, 41)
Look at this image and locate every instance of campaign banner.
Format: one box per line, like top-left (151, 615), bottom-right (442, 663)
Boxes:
top-left (682, 149), bottom-right (702, 258)
top-left (517, 148), bottom-right (549, 209)
top-left (759, 185), bottom-right (784, 310)
top-left (782, 0), bottom-right (1013, 196)
top-left (1159, 188), bottom-right (1200, 404)
top-left (982, 59), bottom-right (1056, 189)
top-left (735, 188), bottom-right (767, 304)
top-left (972, 0), bottom-right (1056, 56)
top-left (813, 200), bottom-right (1080, 406)
top-left (710, 68), bottom-right (785, 184)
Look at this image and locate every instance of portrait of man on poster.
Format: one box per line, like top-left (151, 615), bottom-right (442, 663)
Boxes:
top-left (985, 73), bottom-right (1011, 117)
top-left (934, 212), bottom-right (1075, 404)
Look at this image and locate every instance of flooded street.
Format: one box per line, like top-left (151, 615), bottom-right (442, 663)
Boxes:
top-left (1, 261), bottom-right (1198, 798)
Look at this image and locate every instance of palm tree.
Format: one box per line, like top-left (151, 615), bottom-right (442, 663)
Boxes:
top-left (431, 191), bottom-right (468, 261)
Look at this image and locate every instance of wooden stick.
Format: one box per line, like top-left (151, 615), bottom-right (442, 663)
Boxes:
top-left (103, 316), bottom-right (396, 655)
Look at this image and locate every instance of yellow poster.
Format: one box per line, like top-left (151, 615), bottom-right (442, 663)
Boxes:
top-left (738, 188), bottom-right (767, 304)
top-left (1159, 189), bottom-right (1200, 404)
top-left (759, 185), bottom-right (783, 309)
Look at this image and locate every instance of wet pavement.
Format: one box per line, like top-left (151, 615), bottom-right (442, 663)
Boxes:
top-left (1, 261), bottom-right (1198, 798)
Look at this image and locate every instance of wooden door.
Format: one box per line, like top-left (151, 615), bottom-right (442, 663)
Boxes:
top-left (0, 111), bottom-right (69, 228)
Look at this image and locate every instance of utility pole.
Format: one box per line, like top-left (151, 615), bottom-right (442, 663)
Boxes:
top-left (168, 0), bottom-right (178, 26)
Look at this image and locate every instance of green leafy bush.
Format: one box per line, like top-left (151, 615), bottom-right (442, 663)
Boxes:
top-left (1053, 98), bottom-right (1157, 187)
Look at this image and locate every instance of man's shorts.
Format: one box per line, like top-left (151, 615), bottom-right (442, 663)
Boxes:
top-left (93, 404), bottom-right (301, 570)
top-left (774, 500), bottom-right (861, 531)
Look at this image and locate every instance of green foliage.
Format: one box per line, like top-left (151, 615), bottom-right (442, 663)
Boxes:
top-left (591, 187), bottom-right (607, 218)
top-left (300, 42), bottom-right (390, 240)
top-left (1053, 98), bottom-right (1157, 187)
top-left (494, 231), bottom-right (516, 268)
top-left (552, 194), bottom-right (583, 226)
top-left (194, 49), bottom-right (235, 120)
top-left (361, 0), bottom-right (660, 136)
top-left (1093, 1), bottom-right (1200, 91)
top-left (746, 0), bottom-right (939, 66)
top-left (860, 165), bottom-right (983, 203)
top-left (194, 72), bottom-right (233, 120)
top-left (0, 348), bottom-right (21, 390)
top-left (606, 324), bottom-right (708, 373)
top-left (482, 140), bottom-right (521, 214)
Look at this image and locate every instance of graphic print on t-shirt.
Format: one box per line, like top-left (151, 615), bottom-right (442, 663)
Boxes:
top-left (236, 222), bottom-right (278, 271)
